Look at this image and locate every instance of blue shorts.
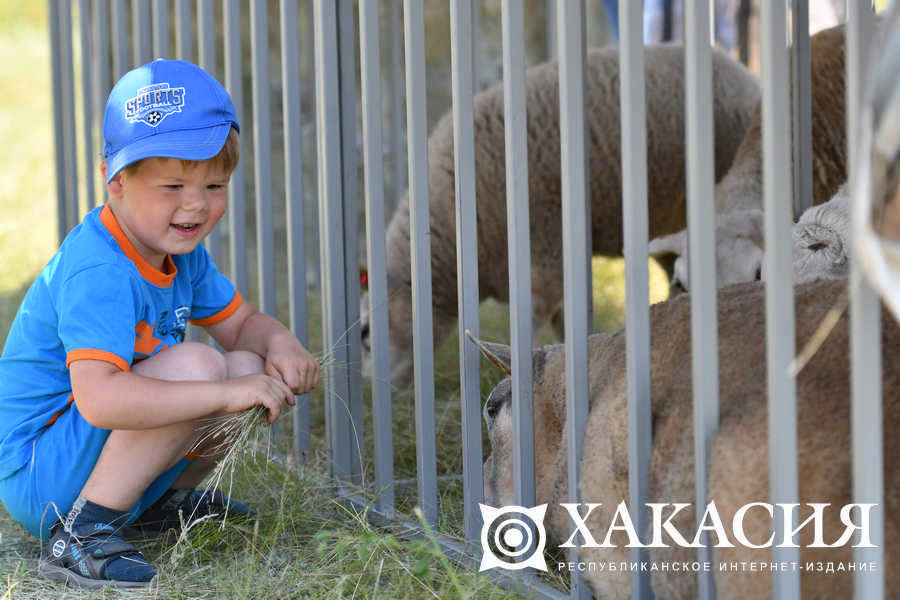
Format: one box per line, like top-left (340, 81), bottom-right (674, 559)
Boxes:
top-left (0, 402), bottom-right (190, 540)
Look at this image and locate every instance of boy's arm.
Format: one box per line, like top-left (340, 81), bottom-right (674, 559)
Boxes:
top-left (205, 300), bottom-right (320, 395)
top-left (69, 359), bottom-right (293, 430)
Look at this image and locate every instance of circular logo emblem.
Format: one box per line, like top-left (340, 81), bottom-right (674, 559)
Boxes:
top-left (478, 503), bottom-right (548, 571)
top-left (52, 539), bottom-right (66, 558)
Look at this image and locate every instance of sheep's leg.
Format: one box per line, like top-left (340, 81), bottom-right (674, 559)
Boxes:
top-left (653, 254), bottom-right (677, 283)
top-left (549, 307), bottom-right (565, 340)
top-left (529, 277), bottom-right (565, 341)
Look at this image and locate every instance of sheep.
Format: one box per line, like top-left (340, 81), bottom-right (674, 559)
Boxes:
top-left (648, 23), bottom-right (850, 291)
top-left (651, 183), bottom-right (851, 291)
top-left (362, 44), bottom-right (762, 386)
top-left (474, 278), bottom-right (899, 599)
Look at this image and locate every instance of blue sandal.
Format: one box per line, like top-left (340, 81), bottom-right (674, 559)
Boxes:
top-left (39, 521), bottom-right (155, 589)
top-left (131, 488), bottom-right (256, 534)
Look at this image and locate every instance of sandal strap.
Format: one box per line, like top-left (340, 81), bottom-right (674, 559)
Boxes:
top-left (85, 539), bottom-right (138, 559)
top-left (63, 527), bottom-right (147, 578)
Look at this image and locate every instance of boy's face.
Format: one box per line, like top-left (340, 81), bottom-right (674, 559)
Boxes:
top-left (105, 157), bottom-right (229, 270)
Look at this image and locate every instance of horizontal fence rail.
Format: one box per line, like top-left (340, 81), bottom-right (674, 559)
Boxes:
top-left (45, 2), bottom-right (889, 599)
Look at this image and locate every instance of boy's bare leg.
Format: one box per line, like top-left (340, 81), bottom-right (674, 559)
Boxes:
top-left (78, 343), bottom-right (264, 511)
top-left (168, 350), bottom-right (265, 490)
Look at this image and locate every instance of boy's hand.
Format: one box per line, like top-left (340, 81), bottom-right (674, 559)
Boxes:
top-left (223, 373), bottom-right (294, 425)
top-left (265, 332), bottom-right (321, 395)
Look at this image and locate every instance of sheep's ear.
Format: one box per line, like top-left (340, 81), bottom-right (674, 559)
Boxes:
top-left (465, 330), bottom-right (512, 374)
top-left (648, 230), bottom-right (687, 258)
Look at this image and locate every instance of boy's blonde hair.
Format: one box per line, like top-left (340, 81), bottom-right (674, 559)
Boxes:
top-left (123, 127), bottom-right (240, 177)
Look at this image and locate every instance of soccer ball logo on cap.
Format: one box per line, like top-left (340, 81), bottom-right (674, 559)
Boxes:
top-left (478, 504), bottom-right (548, 572)
top-left (125, 82), bottom-right (186, 127)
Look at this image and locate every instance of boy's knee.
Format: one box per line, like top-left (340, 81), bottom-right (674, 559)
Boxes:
top-left (225, 350), bottom-right (265, 378)
top-left (134, 342), bottom-right (227, 382)
top-left (178, 343), bottom-right (228, 381)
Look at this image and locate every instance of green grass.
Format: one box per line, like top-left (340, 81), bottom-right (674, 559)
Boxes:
top-left (0, 5), bottom-right (669, 599)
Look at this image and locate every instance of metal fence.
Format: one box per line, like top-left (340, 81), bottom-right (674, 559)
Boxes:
top-left (48, 1), bottom-right (886, 598)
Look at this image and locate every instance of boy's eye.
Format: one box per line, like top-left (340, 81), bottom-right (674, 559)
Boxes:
top-left (207, 184), bottom-right (226, 191)
top-left (162, 184), bottom-right (182, 191)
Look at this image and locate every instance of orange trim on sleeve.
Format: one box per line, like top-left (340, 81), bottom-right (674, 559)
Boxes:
top-left (189, 291), bottom-right (243, 327)
top-left (100, 204), bottom-right (177, 287)
top-left (66, 349), bottom-right (131, 372)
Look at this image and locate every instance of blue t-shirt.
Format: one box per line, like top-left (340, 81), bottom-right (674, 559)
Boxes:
top-left (0, 204), bottom-right (241, 480)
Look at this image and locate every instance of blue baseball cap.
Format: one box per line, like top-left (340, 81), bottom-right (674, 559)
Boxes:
top-left (103, 59), bottom-right (240, 183)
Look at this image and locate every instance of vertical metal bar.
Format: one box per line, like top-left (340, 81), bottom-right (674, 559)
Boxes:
top-left (281, 0), bottom-right (312, 467)
top-left (388, 0), bottom-right (405, 211)
top-left (111, 0), bottom-right (128, 77)
top-left (790, 0), bottom-right (812, 218)
top-left (251, 0), bottom-right (276, 318)
top-left (49, 0), bottom-right (67, 244)
top-left (313, 0), bottom-right (354, 484)
top-left (93, 0), bottom-right (110, 207)
top-left (197, 0), bottom-right (220, 264)
top-left (359, 0), bottom-right (395, 513)
top-left (303, 0), bottom-right (320, 289)
top-left (175, 0), bottom-right (192, 61)
top-left (336, 0), bottom-right (363, 486)
top-left (847, 4), bottom-right (883, 599)
top-left (197, 0), bottom-right (216, 74)
top-left (132, 0), bottom-right (152, 65)
top-left (451, 0), bottom-right (483, 544)
top-left (78, 0), bottom-right (96, 211)
top-left (545, 0), bottom-right (557, 59)
top-left (402, 0), bottom-right (438, 525)
top-left (850, 249), bottom-right (884, 599)
top-left (501, 0), bottom-right (535, 515)
top-left (223, 0), bottom-right (247, 297)
top-left (558, 2), bottom-right (592, 599)
top-left (152, 0), bottom-right (169, 58)
top-left (59, 1), bottom-right (80, 231)
top-left (685, 1), bottom-right (719, 597)
top-left (618, 0), bottom-right (652, 598)
top-left (760, 1), bottom-right (800, 597)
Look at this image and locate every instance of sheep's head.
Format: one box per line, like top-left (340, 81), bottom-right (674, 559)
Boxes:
top-left (649, 208), bottom-right (765, 292)
top-left (359, 273), bottom-right (415, 387)
top-left (779, 186), bottom-right (850, 284)
top-left (467, 332), bottom-right (564, 510)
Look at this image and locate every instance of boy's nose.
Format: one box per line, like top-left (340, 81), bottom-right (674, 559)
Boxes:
top-left (180, 187), bottom-right (208, 212)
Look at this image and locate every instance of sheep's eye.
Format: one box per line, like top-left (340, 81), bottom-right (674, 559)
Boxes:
top-left (485, 393), bottom-right (509, 421)
top-left (754, 266), bottom-right (762, 280)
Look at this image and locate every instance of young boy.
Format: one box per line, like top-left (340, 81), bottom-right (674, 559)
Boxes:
top-left (0, 59), bottom-right (319, 588)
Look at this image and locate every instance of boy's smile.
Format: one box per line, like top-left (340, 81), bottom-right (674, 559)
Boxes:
top-left (103, 157), bottom-right (229, 272)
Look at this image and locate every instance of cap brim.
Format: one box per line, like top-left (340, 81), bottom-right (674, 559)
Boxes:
top-left (105, 122), bottom-right (232, 183)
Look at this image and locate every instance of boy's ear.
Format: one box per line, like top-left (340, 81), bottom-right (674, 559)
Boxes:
top-left (101, 162), bottom-right (125, 198)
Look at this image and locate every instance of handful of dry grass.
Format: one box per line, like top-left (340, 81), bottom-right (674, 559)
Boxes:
top-left (190, 348), bottom-right (342, 500)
